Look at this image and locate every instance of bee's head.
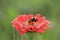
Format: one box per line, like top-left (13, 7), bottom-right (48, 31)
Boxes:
top-left (31, 17), bottom-right (38, 22)
top-left (28, 17), bottom-right (38, 24)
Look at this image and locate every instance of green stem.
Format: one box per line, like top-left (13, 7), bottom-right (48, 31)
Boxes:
top-left (27, 32), bottom-right (34, 40)
top-left (21, 35), bottom-right (24, 40)
top-left (13, 28), bottom-right (16, 40)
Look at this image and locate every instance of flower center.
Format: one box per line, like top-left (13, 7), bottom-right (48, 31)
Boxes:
top-left (28, 17), bottom-right (38, 25)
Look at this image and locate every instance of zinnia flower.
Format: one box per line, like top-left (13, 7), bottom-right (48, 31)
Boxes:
top-left (12, 14), bottom-right (50, 35)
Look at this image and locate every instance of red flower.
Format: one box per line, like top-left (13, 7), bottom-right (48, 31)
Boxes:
top-left (12, 14), bottom-right (50, 35)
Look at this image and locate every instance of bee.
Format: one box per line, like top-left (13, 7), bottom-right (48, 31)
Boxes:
top-left (28, 17), bottom-right (38, 25)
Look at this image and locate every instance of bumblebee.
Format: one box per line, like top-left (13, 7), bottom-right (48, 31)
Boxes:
top-left (28, 17), bottom-right (38, 25)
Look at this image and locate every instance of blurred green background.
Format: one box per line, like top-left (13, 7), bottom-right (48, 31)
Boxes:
top-left (0, 0), bottom-right (60, 40)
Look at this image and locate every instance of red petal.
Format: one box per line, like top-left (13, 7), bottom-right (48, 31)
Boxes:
top-left (37, 29), bottom-right (45, 33)
top-left (12, 21), bottom-right (21, 31)
top-left (27, 14), bottom-right (33, 20)
top-left (19, 27), bottom-right (27, 35)
top-left (35, 14), bottom-right (41, 18)
top-left (27, 25), bottom-right (34, 32)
